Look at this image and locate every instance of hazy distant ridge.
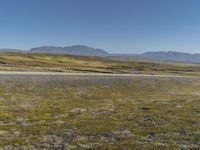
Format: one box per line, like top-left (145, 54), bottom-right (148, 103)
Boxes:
top-left (142, 51), bottom-right (200, 63)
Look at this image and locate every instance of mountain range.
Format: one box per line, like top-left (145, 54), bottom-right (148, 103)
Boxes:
top-left (0, 45), bottom-right (200, 63)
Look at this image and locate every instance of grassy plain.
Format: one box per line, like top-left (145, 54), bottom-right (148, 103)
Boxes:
top-left (0, 52), bottom-right (199, 76)
top-left (0, 75), bottom-right (199, 149)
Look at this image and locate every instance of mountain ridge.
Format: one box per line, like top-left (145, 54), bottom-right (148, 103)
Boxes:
top-left (0, 45), bottom-right (200, 63)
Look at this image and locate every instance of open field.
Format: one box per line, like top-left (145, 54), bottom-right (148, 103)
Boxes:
top-left (0, 75), bottom-right (199, 149)
top-left (0, 52), bottom-right (200, 76)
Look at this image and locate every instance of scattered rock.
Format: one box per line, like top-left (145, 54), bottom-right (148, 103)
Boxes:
top-left (70, 108), bottom-right (87, 113)
top-left (141, 133), bottom-right (156, 143)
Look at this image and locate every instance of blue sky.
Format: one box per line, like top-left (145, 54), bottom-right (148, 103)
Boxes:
top-left (0, 0), bottom-right (200, 54)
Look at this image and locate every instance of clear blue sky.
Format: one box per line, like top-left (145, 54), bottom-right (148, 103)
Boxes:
top-left (0, 0), bottom-right (200, 54)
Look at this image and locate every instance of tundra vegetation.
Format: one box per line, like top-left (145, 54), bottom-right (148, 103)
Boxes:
top-left (0, 52), bottom-right (199, 76)
top-left (0, 75), bottom-right (199, 149)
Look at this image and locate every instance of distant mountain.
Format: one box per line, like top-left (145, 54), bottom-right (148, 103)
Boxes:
top-left (30, 45), bottom-right (108, 56)
top-left (142, 51), bottom-right (200, 63)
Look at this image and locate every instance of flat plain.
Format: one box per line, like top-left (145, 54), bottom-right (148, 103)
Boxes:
top-left (0, 52), bottom-right (199, 149)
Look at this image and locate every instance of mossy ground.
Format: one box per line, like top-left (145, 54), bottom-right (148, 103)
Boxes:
top-left (0, 75), bottom-right (199, 149)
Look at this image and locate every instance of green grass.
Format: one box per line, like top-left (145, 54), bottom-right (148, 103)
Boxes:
top-left (0, 76), bottom-right (199, 149)
top-left (0, 51), bottom-right (199, 76)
